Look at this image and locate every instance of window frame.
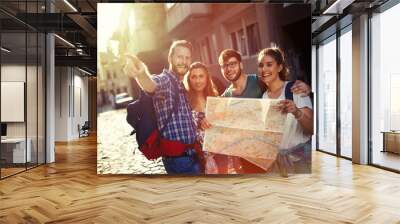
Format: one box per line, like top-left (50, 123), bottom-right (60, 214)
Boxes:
top-left (315, 24), bottom-right (353, 161)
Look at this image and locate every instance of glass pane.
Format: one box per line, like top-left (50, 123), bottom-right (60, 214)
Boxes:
top-left (371, 4), bottom-right (400, 171)
top-left (317, 37), bottom-right (337, 154)
top-left (1, 31), bottom-right (27, 177)
top-left (205, 37), bottom-right (212, 64)
top-left (231, 32), bottom-right (238, 51)
top-left (340, 29), bottom-right (352, 158)
top-left (238, 29), bottom-right (247, 56)
top-left (246, 23), bottom-right (261, 56)
top-left (27, 31), bottom-right (38, 169)
top-left (312, 45), bottom-right (317, 151)
top-left (38, 32), bottom-right (45, 165)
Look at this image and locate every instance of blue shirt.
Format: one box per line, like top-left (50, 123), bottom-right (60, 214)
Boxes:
top-left (151, 69), bottom-right (196, 144)
top-left (222, 74), bottom-right (263, 98)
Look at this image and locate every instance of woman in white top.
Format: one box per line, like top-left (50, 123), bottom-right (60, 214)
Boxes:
top-left (257, 47), bottom-right (313, 174)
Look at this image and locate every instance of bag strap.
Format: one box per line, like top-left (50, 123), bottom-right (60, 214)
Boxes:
top-left (159, 74), bottom-right (181, 132)
top-left (284, 81), bottom-right (295, 101)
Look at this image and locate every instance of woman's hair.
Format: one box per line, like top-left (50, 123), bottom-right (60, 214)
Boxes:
top-left (258, 47), bottom-right (289, 81)
top-left (184, 62), bottom-right (219, 106)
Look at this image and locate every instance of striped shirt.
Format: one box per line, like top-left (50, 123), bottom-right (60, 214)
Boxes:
top-left (151, 69), bottom-right (196, 144)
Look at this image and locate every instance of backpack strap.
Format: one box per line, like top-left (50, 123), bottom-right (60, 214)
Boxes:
top-left (159, 75), bottom-right (181, 133)
top-left (284, 81), bottom-right (295, 101)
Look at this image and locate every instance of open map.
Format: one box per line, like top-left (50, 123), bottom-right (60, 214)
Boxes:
top-left (203, 97), bottom-right (287, 170)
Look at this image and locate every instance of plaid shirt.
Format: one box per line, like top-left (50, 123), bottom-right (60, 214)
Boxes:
top-left (151, 69), bottom-right (196, 144)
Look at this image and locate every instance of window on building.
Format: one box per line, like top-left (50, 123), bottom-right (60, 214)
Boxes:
top-left (211, 33), bottom-right (218, 61)
top-left (229, 21), bottom-right (260, 57)
top-left (339, 28), bottom-right (352, 158)
top-left (371, 3), bottom-right (400, 171)
top-left (201, 37), bottom-right (213, 64)
top-left (230, 32), bottom-right (238, 51)
top-left (317, 36), bottom-right (337, 155)
top-left (246, 23), bottom-right (261, 56)
top-left (390, 74), bottom-right (400, 129)
top-left (238, 29), bottom-right (247, 56)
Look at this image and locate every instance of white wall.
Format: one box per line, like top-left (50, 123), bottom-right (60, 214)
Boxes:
top-left (71, 73), bottom-right (89, 139)
top-left (1, 65), bottom-right (27, 138)
top-left (1, 82), bottom-right (25, 122)
top-left (55, 67), bottom-right (89, 141)
top-left (1, 65), bottom-right (25, 128)
top-left (55, 67), bottom-right (69, 141)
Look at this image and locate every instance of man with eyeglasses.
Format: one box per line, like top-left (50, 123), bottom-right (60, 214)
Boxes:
top-left (219, 49), bottom-right (310, 98)
top-left (219, 49), bottom-right (262, 98)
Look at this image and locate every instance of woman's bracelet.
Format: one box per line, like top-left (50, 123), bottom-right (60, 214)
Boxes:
top-left (294, 109), bottom-right (304, 120)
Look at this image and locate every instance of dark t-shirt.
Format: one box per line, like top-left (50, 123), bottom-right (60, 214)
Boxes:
top-left (219, 74), bottom-right (266, 173)
top-left (221, 74), bottom-right (263, 98)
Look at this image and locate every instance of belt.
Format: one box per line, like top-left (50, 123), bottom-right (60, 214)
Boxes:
top-left (163, 148), bottom-right (196, 159)
top-left (182, 148), bottom-right (196, 157)
top-left (163, 145), bottom-right (198, 158)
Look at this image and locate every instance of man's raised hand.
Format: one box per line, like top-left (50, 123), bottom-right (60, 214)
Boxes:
top-left (124, 54), bottom-right (149, 78)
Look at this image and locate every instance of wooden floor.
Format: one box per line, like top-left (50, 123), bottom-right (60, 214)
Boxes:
top-left (0, 167), bottom-right (26, 178)
top-left (1, 135), bottom-right (400, 223)
top-left (1, 163), bottom-right (45, 178)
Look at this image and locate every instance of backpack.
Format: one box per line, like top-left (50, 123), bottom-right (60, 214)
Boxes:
top-left (281, 81), bottom-right (312, 172)
top-left (284, 81), bottom-right (295, 101)
top-left (126, 75), bottom-right (193, 160)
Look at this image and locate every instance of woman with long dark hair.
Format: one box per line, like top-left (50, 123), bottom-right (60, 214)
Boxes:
top-left (257, 47), bottom-right (313, 174)
top-left (183, 62), bottom-right (222, 174)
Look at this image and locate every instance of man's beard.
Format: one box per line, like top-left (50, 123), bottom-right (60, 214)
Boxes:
top-left (226, 69), bottom-right (241, 82)
top-left (171, 64), bottom-right (188, 77)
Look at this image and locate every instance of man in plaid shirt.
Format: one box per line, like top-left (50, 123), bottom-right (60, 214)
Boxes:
top-left (125, 40), bottom-right (200, 174)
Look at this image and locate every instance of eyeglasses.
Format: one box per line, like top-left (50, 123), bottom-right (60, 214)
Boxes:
top-left (220, 61), bottom-right (238, 69)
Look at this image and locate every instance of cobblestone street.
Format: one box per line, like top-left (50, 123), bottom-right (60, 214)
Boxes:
top-left (97, 108), bottom-right (166, 174)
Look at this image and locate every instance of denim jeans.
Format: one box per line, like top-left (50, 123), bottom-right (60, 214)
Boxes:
top-left (162, 149), bottom-right (200, 174)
